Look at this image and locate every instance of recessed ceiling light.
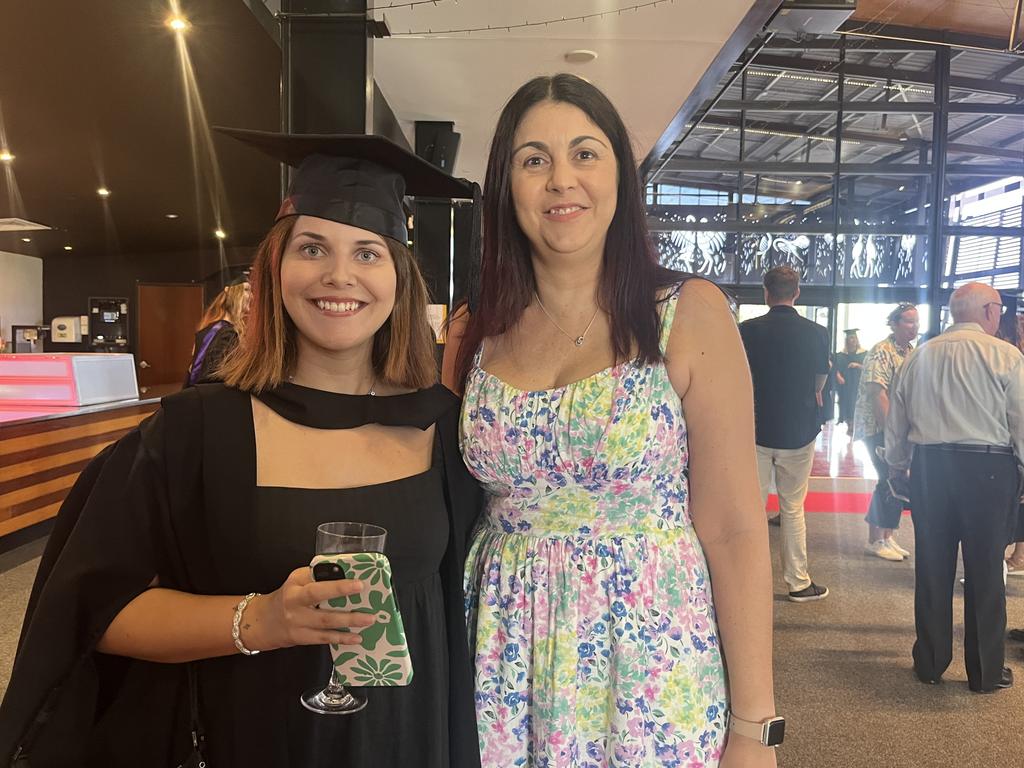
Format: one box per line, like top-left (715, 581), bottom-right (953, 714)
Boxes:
top-left (21, 237), bottom-right (30, 243)
top-left (165, 213), bottom-right (180, 219)
top-left (214, 229), bottom-right (227, 239)
top-left (565, 50), bottom-right (598, 64)
top-left (0, 149), bottom-right (14, 163)
top-left (64, 245), bottom-right (73, 251)
top-left (167, 16), bottom-right (190, 31)
top-left (97, 187), bottom-right (111, 197)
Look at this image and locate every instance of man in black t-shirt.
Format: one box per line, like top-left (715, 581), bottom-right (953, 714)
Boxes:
top-left (739, 266), bottom-right (830, 603)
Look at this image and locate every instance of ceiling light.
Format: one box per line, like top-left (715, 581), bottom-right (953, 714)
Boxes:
top-left (564, 49), bottom-right (598, 64)
top-left (167, 16), bottom-right (190, 31)
top-left (214, 229), bottom-right (227, 239)
top-left (0, 149), bottom-right (13, 163)
top-left (97, 187), bottom-right (111, 197)
top-left (21, 237), bottom-right (30, 243)
top-left (898, 185), bottom-right (906, 191)
top-left (165, 213), bottom-right (179, 219)
top-left (64, 245), bottom-right (73, 251)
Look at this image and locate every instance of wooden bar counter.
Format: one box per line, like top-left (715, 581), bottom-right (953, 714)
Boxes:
top-left (0, 393), bottom-right (170, 540)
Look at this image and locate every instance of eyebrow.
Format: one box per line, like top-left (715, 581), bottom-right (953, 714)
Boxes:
top-left (292, 232), bottom-right (386, 248)
top-left (511, 135), bottom-right (608, 156)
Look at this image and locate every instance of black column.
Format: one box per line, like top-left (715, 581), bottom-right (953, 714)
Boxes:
top-left (279, 0), bottom-right (372, 135)
top-left (413, 121), bottom-right (460, 306)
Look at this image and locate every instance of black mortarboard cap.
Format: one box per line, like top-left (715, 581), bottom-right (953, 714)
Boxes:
top-left (214, 127), bottom-right (475, 243)
top-left (843, 328), bottom-right (860, 335)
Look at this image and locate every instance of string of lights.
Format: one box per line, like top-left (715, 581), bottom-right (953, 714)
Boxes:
top-left (746, 68), bottom-right (934, 97)
top-left (367, 0), bottom-right (459, 10)
top-left (391, 0), bottom-right (673, 36)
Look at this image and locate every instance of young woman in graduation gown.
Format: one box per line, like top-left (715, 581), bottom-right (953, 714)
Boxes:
top-left (0, 133), bottom-right (482, 768)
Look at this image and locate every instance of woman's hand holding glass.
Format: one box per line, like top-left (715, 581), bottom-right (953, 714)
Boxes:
top-left (241, 567), bottom-right (374, 651)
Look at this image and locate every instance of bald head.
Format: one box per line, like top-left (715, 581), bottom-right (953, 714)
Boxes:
top-left (950, 282), bottom-right (1002, 334)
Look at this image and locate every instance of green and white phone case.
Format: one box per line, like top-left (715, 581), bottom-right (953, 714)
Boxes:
top-left (311, 552), bottom-right (414, 687)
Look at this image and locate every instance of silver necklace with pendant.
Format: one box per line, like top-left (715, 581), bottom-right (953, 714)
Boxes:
top-left (534, 291), bottom-right (600, 347)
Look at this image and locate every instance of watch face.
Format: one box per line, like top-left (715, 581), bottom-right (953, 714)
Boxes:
top-left (765, 718), bottom-right (786, 747)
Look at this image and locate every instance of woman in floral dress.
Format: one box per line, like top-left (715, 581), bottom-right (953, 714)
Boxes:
top-left (443, 74), bottom-right (777, 768)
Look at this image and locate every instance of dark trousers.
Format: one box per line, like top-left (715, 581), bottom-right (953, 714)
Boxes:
top-left (909, 446), bottom-right (1019, 690)
top-left (863, 432), bottom-right (904, 530)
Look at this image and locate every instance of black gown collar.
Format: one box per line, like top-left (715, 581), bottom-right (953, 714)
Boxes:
top-left (254, 381), bottom-right (457, 431)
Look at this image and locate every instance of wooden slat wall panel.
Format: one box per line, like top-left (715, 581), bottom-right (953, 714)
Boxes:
top-left (0, 403), bottom-right (159, 538)
top-left (0, 415), bottom-right (149, 458)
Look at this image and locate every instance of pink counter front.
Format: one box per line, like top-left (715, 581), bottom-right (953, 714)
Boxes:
top-left (0, 354), bottom-right (163, 540)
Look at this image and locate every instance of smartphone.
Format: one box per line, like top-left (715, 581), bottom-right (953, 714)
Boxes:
top-left (309, 552), bottom-right (413, 687)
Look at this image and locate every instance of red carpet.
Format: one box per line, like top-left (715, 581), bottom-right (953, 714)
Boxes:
top-left (767, 491), bottom-right (871, 514)
top-left (766, 492), bottom-right (914, 515)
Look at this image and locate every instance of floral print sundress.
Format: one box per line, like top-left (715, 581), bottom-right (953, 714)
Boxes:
top-left (460, 283), bottom-right (728, 768)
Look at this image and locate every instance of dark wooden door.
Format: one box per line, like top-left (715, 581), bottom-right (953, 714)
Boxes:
top-left (136, 283), bottom-right (204, 389)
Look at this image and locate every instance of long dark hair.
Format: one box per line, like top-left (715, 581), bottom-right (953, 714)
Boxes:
top-left (455, 73), bottom-right (682, 386)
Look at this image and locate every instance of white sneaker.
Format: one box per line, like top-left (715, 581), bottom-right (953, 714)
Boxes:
top-left (887, 536), bottom-right (910, 558)
top-left (866, 540), bottom-right (904, 561)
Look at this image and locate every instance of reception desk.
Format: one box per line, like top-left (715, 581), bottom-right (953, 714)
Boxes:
top-left (0, 396), bottom-right (164, 540)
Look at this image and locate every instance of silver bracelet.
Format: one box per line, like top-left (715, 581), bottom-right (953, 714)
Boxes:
top-left (232, 592), bottom-right (262, 656)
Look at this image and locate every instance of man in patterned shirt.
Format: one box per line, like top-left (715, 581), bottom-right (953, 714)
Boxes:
top-left (853, 303), bottom-right (919, 561)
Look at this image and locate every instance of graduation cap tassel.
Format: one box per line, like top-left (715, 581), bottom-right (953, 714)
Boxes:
top-left (467, 182), bottom-right (483, 315)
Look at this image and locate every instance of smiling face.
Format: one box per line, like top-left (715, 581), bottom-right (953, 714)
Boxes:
top-left (892, 307), bottom-right (920, 346)
top-left (280, 216), bottom-right (397, 359)
top-left (509, 100), bottom-right (618, 263)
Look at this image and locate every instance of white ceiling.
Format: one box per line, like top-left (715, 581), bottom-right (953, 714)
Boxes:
top-left (373, 0), bottom-right (762, 184)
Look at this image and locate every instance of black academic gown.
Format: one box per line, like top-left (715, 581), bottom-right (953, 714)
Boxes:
top-left (0, 383), bottom-right (482, 768)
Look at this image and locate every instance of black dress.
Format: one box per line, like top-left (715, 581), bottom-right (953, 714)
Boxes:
top-left (834, 349), bottom-right (866, 425)
top-left (0, 383), bottom-right (482, 768)
top-left (184, 321), bottom-right (238, 386)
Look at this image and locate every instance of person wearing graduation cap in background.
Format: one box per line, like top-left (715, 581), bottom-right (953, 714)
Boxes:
top-left (833, 328), bottom-right (865, 431)
top-left (183, 272), bottom-right (251, 387)
top-left (0, 130), bottom-right (482, 768)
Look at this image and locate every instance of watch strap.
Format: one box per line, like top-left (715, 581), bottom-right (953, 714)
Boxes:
top-left (728, 712), bottom-right (785, 747)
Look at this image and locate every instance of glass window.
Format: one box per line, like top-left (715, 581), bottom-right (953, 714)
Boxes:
top-left (652, 230), bottom-right (737, 283)
top-left (738, 232), bottom-right (834, 285)
top-left (945, 114), bottom-right (1024, 168)
top-left (945, 235), bottom-right (1021, 288)
top-left (744, 45), bottom-right (840, 102)
top-left (667, 117), bottom-right (743, 162)
top-left (839, 175), bottom-right (932, 229)
top-left (949, 50), bottom-right (1024, 106)
top-left (741, 112), bottom-right (836, 163)
top-left (945, 176), bottom-right (1024, 228)
top-left (836, 233), bottom-right (928, 287)
top-left (840, 112), bottom-right (933, 164)
top-left (737, 173), bottom-right (834, 227)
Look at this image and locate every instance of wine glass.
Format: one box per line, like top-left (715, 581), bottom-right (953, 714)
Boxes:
top-left (300, 521), bottom-right (387, 715)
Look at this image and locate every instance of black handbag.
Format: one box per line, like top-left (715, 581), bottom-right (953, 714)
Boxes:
top-left (177, 664), bottom-right (209, 768)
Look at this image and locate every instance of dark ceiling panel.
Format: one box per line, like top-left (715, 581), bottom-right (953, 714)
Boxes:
top-left (0, 0), bottom-right (282, 260)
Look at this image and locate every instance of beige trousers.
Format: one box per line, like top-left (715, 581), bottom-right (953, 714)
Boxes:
top-left (756, 440), bottom-right (816, 592)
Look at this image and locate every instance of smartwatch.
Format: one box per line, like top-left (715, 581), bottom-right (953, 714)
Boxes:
top-left (728, 711), bottom-right (785, 747)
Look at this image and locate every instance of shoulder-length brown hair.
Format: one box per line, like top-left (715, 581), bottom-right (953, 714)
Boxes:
top-left (219, 217), bottom-right (437, 393)
top-left (455, 73), bottom-right (685, 386)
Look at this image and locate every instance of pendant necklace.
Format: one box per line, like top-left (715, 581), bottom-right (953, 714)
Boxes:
top-left (534, 291), bottom-right (600, 347)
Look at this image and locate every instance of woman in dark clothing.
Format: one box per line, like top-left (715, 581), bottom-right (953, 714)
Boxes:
top-left (0, 132), bottom-right (482, 768)
top-left (834, 328), bottom-right (866, 428)
top-left (184, 276), bottom-right (249, 386)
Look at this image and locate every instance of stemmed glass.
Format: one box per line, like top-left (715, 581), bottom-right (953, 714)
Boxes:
top-left (300, 521), bottom-right (387, 715)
